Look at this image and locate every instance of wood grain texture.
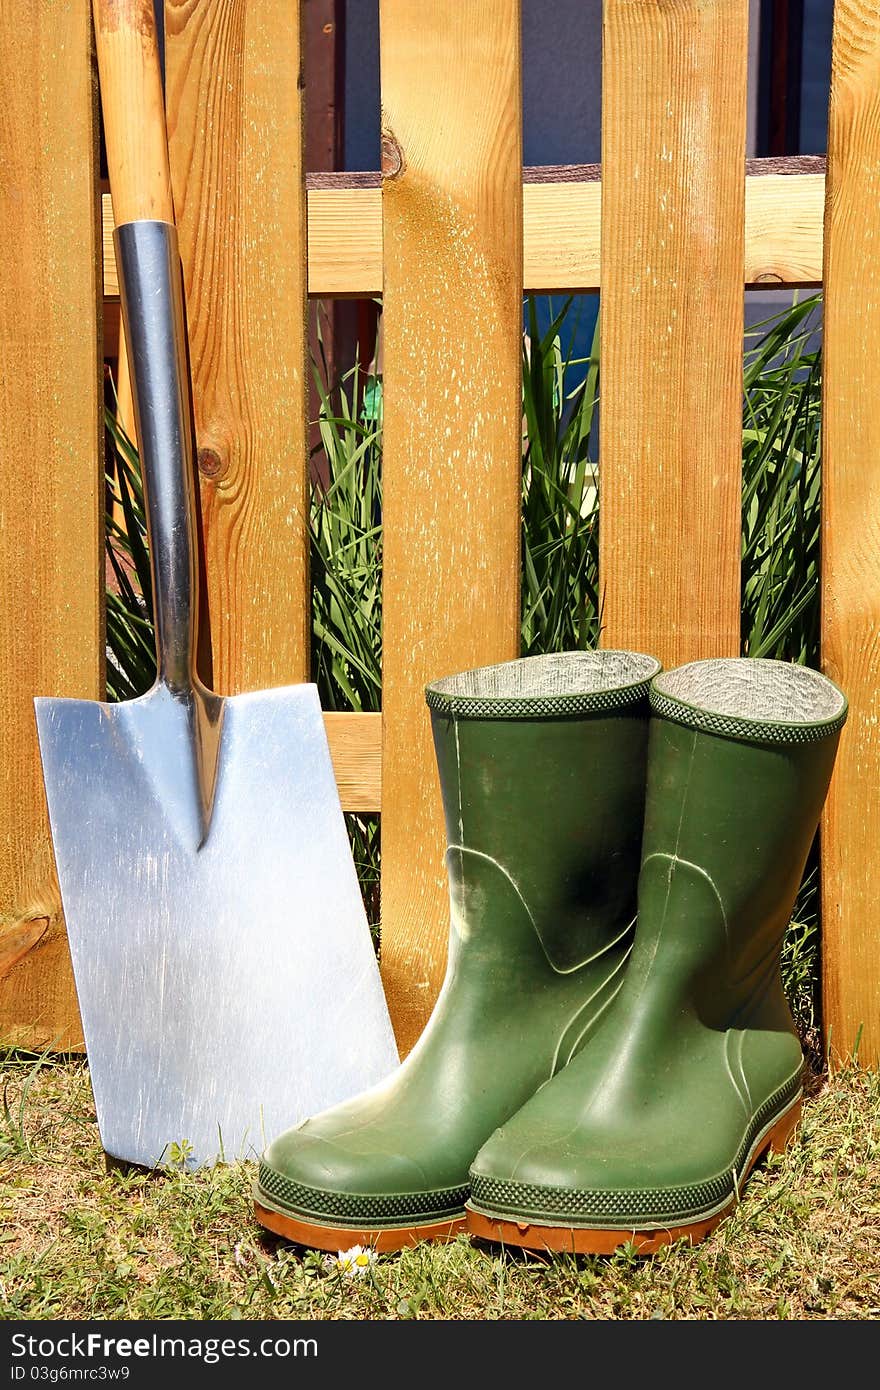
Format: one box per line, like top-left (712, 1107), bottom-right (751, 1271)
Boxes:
top-left (523, 178), bottom-right (601, 291)
top-left (743, 171), bottom-right (824, 287)
top-left (323, 713), bottom-right (381, 811)
top-left (0, 2), bottom-right (102, 1048)
top-left (599, 0), bottom-right (748, 666)
top-left (92, 0), bottom-right (174, 224)
top-left (378, 0), bottom-right (523, 1053)
top-left (821, 0), bottom-right (880, 1066)
top-left (305, 186), bottom-right (383, 296)
top-left (101, 159), bottom-right (826, 299)
top-left (164, 0), bottom-right (309, 693)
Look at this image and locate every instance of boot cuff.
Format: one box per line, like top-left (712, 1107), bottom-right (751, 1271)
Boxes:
top-left (650, 658), bottom-right (848, 744)
top-left (426, 651), bottom-right (661, 720)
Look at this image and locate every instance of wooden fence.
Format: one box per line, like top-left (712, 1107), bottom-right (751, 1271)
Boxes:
top-left (0, 0), bottom-right (877, 1063)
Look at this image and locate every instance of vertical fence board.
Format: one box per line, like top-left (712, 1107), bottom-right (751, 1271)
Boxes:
top-left (0, 3), bottom-right (101, 1048)
top-left (821, 0), bottom-right (880, 1066)
top-left (164, 1), bottom-right (309, 694)
top-left (599, 0), bottom-right (747, 665)
top-left (379, 0), bottom-right (523, 1053)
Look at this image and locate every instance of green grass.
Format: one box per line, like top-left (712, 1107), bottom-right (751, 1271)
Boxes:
top-left (520, 298), bottom-right (601, 654)
top-left (1, 1054), bottom-right (877, 1320)
top-left (742, 296), bottom-right (821, 665)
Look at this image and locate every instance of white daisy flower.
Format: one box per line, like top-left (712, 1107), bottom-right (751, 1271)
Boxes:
top-left (332, 1244), bottom-right (377, 1279)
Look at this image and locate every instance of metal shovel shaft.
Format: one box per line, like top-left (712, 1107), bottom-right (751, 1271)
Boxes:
top-left (115, 219), bottom-right (200, 696)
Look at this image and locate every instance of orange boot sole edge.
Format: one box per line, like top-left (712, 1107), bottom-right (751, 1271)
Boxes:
top-left (253, 1201), bottom-right (466, 1253)
top-left (464, 1097), bottom-right (803, 1256)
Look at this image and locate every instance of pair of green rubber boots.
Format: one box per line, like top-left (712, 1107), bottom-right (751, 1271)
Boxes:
top-left (254, 652), bottom-right (847, 1255)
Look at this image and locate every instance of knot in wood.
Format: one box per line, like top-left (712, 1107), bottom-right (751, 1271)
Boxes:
top-left (381, 133), bottom-right (405, 180)
top-left (197, 447), bottom-right (227, 481)
top-left (0, 915), bottom-right (49, 981)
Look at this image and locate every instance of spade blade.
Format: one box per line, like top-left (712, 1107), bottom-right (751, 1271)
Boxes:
top-left (35, 681), bottom-right (398, 1169)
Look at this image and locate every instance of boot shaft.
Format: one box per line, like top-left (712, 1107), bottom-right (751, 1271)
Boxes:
top-left (636, 658), bottom-right (847, 1023)
top-left (426, 651), bottom-right (661, 972)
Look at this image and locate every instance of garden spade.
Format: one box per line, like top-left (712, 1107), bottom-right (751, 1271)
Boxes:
top-left (34, 0), bottom-right (397, 1170)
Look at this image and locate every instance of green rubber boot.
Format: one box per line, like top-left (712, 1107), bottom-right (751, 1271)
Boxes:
top-left (254, 650), bottom-right (661, 1250)
top-left (467, 657), bottom-right (847, 1254)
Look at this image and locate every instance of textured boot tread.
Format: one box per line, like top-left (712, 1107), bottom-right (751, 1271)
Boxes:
top-left (427, 686), bottom-right (655, 721)
top-left (468, 1074), bottom-right (802, 1226)
top-left (649, 691), bottom-right (847, 745)
top-left (257, 1162), bottom-right (470, 1224)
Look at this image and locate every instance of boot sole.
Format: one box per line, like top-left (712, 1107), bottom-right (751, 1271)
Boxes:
top-left (253, 1199), bottom-right (466, 1252)
top-left (465, 1096), bottom-right (802, 1256)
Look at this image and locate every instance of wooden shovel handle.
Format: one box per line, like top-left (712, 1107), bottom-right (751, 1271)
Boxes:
top-left (92, 0), bottom-right (174, 225)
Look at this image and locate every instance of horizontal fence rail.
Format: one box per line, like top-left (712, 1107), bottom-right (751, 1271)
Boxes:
top-left (102, 157), bottom-right (826, 303)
